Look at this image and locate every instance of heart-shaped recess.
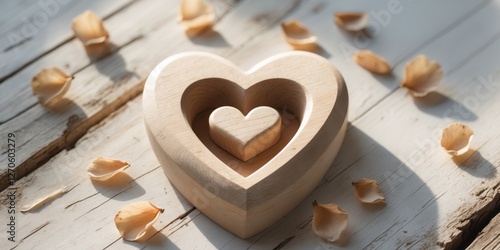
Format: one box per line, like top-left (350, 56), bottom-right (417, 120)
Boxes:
top-left (187, 78), bottom-right (303, 177)
top-left (209, 106), bottom-right (282, 162)
top-left (143, 51), bottom-right (348, 238)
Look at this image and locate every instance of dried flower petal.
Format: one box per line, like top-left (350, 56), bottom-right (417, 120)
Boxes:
top-left (87, 157), bottom-right (130, 181)
top-left (312, 200), bottom-right (348, 242)
top-left (72, 11), bottom-right (108, 45)
top-left (353, 50), bottom-right (391, 75)
top-left (178, 0), bottom-right (214, 32)
top-left (440, 123), bottom-right (474, 156)
top-left (72, 10), bottom-right (110, 58)
top-left (352, 178), bottom-right (385, 204)
top-left (72, 11), bottom-right (109, 46)
top-left (20, 186), bottom-right (69, 212)
top-left (31, 67), bottom-right (73, 106)
top-left (281, 20), bottom-right (317, 51)
top-left (401, 55), bottom-right (442, 97)
top-left (335, 12), bottom-right (369, 32)
top-left (114, 201), bottom-right (164, 241)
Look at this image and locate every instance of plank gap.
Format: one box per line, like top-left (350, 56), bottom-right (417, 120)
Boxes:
top-left (0, 80), bottom-right (145, 192)
top-left (272, 236), bottom-right (295, 250)
top-left (0, 0), bottom-right (140, 84)
top-left (439, 184), bottom-right (500, 249)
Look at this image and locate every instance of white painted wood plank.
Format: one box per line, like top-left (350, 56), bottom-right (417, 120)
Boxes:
top-left (0, 0), bottom-right (177, 124)
top-left (241, 1), bottom-right (500, 248)
top-left (0, 0), bottom-right (172, 124)
top-left (226, 0), bottom-right (489, 120)
top-left (0, 0), bottom-right (485, 191)
top-left (0, 0), bottom-right (239, 124)
top-left (0, 0), bottom-right (174, 192)
top-left (0, 98), bottom-right (194, 249)
top-left (282, 3), bottom-right (500, 249)
top-left (2, 0), bottom-right (500, 249)
top-left (144, 0), bottom-right (500, 249)
top-left (0, 0), bottom-right (310, 194)
top-left (0, 0), bottom-right (314, 249)
top-left (0, 0), bottom-right (246, 190)
top-left (0, 0), bottom-right (135, 81)
top-left (120, 0), bottom-right (500, 248)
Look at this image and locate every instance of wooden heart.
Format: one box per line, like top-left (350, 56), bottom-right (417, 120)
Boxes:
top-left (209, 106), bottom-right (282, 161)
top-left (143, 51), bottom-right (348, 238)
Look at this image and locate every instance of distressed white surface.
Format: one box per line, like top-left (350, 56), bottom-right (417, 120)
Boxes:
top-left (1, 0), bottom-right (499, 249)
top-left (0, 0), bottom-right (134, 81)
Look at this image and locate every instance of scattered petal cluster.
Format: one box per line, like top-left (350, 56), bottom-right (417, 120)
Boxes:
top-left (19, 3), bottom-right (486, 247)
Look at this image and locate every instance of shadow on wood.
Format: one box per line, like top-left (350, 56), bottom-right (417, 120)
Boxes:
top-left (93, 47), bottom-right (139, 82)
top-left (314, 124), bottom-right (439, 249)
top-left (372, 72), bottom-right (399, 90)
top-left (123, 226), bottom-right (181, 250)
top-left (413, 91), bottom-right (478, 121)
top-left (187, 28), bottom-right (231, 48)
top-left (307, 44), bottom-right (332, 58)
top-left (90, 174), bottom-right (145, 200)
top-left (90, 172), bottom-right (133, 188)
top-left (45, 98), bottom-right (87, 116)
top-left (453, 150), bottom-right (498, 179)
top-left (161, 124), bottom-right (439, 249)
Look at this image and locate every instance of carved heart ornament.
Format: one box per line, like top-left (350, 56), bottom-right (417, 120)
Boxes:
top-left (143, 51), bottom-right (348, 238)
top-left (209, 106), bottom-right (282, 162)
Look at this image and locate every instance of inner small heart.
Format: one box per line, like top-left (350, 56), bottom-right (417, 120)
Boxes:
top-left (182, 78), bottom-right (306, 177)
top-left (209, 106), bottom-right (282, 162)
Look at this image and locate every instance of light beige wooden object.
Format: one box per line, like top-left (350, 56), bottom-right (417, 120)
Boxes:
top-left (209, 106), bottom-right (282, 161)
top-left (143, 51), bottom-right (348, 238)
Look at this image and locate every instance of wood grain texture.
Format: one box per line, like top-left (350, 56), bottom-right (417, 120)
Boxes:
top-left (143, 51), bottom-right (348, 238)
top-left (0, 0), bottom-right (174, 124)
top-left (209, 106), bottom-right (282, 162)
top-left (467, 213), bottom-right (500, 250)
top-left (439, 181), bottom-right (500, 249)
top-left (0, 98), bottom-right (193, 250)
top-left (155, 0), bottom-right (500, 248)
top-left (225, 0), bottom-right (488, 119)
top-left (0, 0), bottom-right (134, 81)
top-left (0, 0), bottom-right (305, 192)
top-left (2, 0), bottom-right (500, 249)
top-left (0, 0), bottom-right (276, 191)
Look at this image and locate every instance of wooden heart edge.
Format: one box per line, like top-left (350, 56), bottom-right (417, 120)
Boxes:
top-left (143, 51), bottom-right (348, 238)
